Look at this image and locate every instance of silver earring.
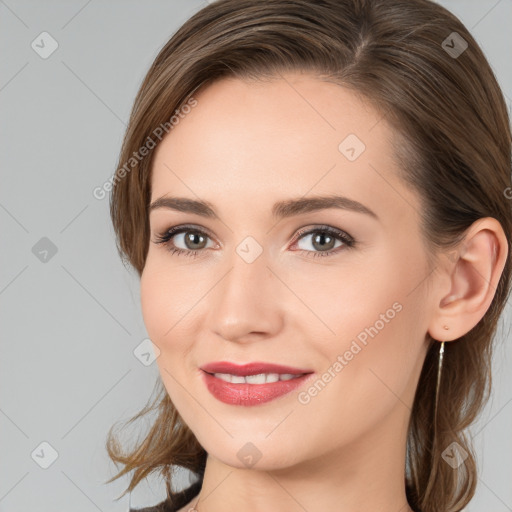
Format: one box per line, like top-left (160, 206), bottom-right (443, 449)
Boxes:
top-left (434, 329), bottom-right (447, 426)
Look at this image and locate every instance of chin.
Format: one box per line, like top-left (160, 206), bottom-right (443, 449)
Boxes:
top-left (199, 432), bottom-right (306, 471)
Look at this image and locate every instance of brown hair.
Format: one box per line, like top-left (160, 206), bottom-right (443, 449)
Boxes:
top-left (105, 1), bottom-right (512, 511)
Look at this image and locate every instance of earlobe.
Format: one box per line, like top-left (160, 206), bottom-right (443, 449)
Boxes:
top-left (428, 217), bottom-right (508, 342)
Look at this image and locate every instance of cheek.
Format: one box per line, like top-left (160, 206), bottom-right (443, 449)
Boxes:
top-left (300, 248), bottom-right (426, 393)
top-left (140, 267), bottom-right (166, 342)
top-left (139, 257), bottom-right (212, 402)
top-left (280, 250), bottom-right (404, 345)
top-left (140, 256), bottom-right (200, 344)
top-left (140, 264), bottom-right (198, 404)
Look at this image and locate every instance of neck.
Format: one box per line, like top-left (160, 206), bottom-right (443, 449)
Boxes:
top-left (190, 408), bottom-right (415, 512)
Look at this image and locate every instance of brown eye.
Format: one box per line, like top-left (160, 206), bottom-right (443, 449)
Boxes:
top-left (153, 225), bottom-right (215, 257)
top-left (292, 226), bottom-right (355, 258)
top-left (181, 231), bottom-right (209, 250)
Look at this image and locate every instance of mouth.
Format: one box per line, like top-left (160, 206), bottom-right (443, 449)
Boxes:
top-left (199, 361), bottom-right (315, 406)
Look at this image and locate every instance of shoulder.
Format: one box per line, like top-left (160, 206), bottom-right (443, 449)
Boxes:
top-left (129, 480), bottom-right (202, 512)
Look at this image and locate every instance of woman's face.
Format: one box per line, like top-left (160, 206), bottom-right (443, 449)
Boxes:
top-left (141, 73), bottom-right (437, 469)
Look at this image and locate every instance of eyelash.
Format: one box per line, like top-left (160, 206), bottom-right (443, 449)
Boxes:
top-left (153, 224), bottom-right (355, 260)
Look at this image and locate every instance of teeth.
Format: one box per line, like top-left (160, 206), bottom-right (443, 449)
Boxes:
top-left (246, 373), bottom-right (274, 384)
top-left (213, 372), bottom-right (302, 384)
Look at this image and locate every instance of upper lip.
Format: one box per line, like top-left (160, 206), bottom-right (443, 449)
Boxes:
top-left (200, 361), bottom-right (314, 376)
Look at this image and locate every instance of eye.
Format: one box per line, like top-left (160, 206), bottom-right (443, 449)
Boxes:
top-left (152, 225), bottom-right (215, 258)
top-left (291, 225), bottom-right (355, 258)
top-left (152, 224), bottom-right (355, 259)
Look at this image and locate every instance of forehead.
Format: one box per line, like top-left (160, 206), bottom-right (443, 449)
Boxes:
top-left (150, 73), bottom-right (418, 226)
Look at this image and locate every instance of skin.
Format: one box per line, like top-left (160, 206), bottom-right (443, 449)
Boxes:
top-left (140, 72), bottom-right (508, 512)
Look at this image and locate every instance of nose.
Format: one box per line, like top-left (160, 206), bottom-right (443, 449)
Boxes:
top-left (208, 248), bottom-right (284, 343)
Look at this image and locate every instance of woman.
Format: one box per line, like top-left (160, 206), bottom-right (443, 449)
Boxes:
top-left (105, 1), bottom-right (512, 511)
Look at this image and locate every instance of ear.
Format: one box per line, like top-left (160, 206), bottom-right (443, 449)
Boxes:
top-left (428, 217), bottom-right (509, 342)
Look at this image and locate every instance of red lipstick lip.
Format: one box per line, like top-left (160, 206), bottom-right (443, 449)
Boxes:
top-left (200, 361), bottom-right (314, 376)
top-left (201, 370), bottom-right (316, 406)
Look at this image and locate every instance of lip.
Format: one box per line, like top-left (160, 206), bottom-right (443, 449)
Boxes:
top-left (200, 361), bottom-right (313, 376)
top-left (200, 361), bottom-right (315, 406)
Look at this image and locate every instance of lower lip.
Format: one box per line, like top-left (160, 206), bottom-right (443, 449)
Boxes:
top-left (201, 371), bottom-right (313, 406)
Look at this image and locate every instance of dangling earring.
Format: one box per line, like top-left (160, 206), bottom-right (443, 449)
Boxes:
top-left (434, 326), bottom-right (448, 427)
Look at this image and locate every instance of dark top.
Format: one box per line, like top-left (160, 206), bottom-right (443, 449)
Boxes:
top-left (129, 480), bottom-right (202, 512)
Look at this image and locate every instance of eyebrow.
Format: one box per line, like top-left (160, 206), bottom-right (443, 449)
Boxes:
top-left (149, 194), bottom-right (378, 221)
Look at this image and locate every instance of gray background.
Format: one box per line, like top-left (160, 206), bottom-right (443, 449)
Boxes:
top-left (0, 1), bottom-right (511, 511)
